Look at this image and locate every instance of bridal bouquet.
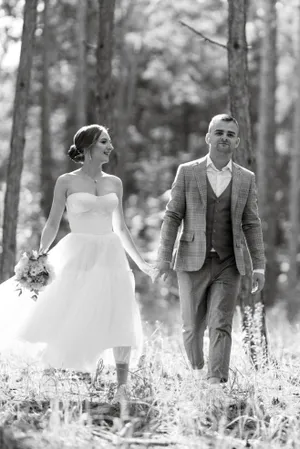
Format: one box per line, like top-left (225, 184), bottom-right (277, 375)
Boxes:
top-left (14, 250), bottom-right (55, 301)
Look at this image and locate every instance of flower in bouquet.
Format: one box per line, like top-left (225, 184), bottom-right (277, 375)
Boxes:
top-left (14, 250), bottom-right (55, 300)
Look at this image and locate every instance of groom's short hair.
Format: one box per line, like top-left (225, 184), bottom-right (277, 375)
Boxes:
top-left (208, 114), bottom-right (239, 134)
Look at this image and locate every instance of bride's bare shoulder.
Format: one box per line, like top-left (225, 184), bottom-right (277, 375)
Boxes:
top-left (102, 172), bottom-right (122, 184)
top-left (64, 169), bottom-right (82, 178)
top-left (103, 173), bottom-right (122, 192)
top-left (54, 172), bottom-right (79, 192)
top-left (56, 170), bottom-right (81, 183)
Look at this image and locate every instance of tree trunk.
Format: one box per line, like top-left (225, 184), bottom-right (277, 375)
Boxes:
top-left (256, 0), bottom-right (277, 309)
top-left (227, 0), bottom-right (268, 367)
top-left (76, 0), bottom-right (87, 128)
top-left (66, 0), bottom-right (88, 174)
top-left (115, 37), bottom-right (141, 188)
top-left (288, 1), bottom-right (300, 320)
top-left (0, 0), bottom-right (38, 282)
top-left (228, 0), bottom-right (253, 167)
top-left (96, 0), bottom-right (117, 174)
top-left (40, 0), bottom-right (54, 219)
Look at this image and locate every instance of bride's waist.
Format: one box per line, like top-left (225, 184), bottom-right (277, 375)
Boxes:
top-left (69, 229), bottom-right (115, 236)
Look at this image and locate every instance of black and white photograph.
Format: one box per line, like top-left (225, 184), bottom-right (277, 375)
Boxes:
top-left (0, 0), bottom-right (297, 448)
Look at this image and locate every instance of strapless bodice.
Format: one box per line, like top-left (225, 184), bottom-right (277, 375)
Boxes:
top-left (66, 192), bottom-right (118, 235)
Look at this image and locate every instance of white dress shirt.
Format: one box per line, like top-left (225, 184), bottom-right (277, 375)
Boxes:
top-left (205, 155), bottom-right (264, 276)
top-left (206, 154), bottom-right (232, 197)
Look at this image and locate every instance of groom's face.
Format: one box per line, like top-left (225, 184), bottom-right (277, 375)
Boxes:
top-left (205, 119), bottom-right (240, 157)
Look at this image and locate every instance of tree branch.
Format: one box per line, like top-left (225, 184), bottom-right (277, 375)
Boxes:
top-left (179, 20), bottom-right (227, 50)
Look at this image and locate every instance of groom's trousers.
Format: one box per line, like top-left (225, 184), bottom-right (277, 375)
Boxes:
top-left (177, 253), bottom-right (241, 382)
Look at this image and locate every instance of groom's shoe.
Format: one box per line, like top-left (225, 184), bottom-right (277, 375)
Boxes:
top-left (207, 377), bottom-right (222, 388)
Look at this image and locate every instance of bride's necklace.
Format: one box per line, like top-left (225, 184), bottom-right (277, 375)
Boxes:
top-left (81, 170), bottom-right (102, 184)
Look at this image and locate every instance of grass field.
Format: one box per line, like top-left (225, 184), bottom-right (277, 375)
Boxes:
top-left (0, 303), bottom-right (300, 449)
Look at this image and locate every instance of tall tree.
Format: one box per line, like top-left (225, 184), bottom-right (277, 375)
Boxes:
top-left (96, 0), bottom-right (116, 127)
top-left (76, 0), bottom-right (87, 128)
top-left (0, 0), bottom-right (38, 282)
top-left (66, 0), bottom-right (88, 174)
top-left (288, 1), bottom-right (300, 320)
top-left (227, 0), bottom-right (268, 365)
top-left (96, 0), bottom-right (117, 174)
top-left (40, 0), bottom-right (54, 218)
top-left (114, 0), bottom-right (140, 185)
top-left (227, 0), bottom-right (252, 167)
top-left (256, 0), bottom-right (277, 308)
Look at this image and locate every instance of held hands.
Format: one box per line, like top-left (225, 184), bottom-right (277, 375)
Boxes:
top-left (154, 261), bottom-right (173, 282)
top-left (139, 262), bottom-right (160, 283)
top-left (251, 271), bottom-right (265, 294)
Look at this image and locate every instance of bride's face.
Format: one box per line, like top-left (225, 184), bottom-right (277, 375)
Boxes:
top-left (90, 130), bottom-right (114, 164)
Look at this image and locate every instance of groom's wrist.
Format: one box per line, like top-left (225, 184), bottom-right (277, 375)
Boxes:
top-left (157, 260), bottom-right (171, 268)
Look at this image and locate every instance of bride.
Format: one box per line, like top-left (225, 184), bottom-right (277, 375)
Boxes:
top-left (0, 124), bottom-right (155, 403)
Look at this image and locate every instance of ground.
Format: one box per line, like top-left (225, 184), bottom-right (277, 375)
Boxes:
top-left (0, 304), bottom-right (300, 449)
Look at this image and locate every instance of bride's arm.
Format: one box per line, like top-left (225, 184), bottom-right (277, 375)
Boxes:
top-left (39, 175), bottom-right (68, 253)
top-left (112, 177), bottom-right (151, 274)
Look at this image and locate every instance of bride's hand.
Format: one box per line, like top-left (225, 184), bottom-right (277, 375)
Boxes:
top-left (38, 248), bottom-right (48, 257)
top-left (139, 262), bottom-right (159, 282)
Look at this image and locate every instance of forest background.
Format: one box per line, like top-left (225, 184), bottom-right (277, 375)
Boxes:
top-left (0, 0), bottom-right (298, 327)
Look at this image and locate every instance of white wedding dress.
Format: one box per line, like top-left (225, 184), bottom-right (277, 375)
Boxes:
top-left (0, 192), bottom-right (143, 371)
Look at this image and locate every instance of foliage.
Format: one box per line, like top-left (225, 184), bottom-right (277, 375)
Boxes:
top-left (0, 0), bottom-right (298, 308)
top-left (1, 308), bottom-right (300, 448)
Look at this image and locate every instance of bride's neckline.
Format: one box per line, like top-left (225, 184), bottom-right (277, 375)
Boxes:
top-left (67, 192), bottom-right (117, 200)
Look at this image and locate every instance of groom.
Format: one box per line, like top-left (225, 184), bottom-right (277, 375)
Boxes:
top-left (156, 114), bottom-right (265, 385)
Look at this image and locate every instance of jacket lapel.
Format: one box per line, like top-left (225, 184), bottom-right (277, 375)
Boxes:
top-left (192, 158), bottom-right (243, 215)
top-left (231, 163), bottom-right (242, 216)
top-left (193, 159), bottom-right (207, 209)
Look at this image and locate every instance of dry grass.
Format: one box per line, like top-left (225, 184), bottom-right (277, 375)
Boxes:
top-left (1, 304), bottom-right (300, 448)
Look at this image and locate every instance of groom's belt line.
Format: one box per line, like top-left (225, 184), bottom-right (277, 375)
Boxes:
top-left (206, 251), bottom-right (219, 258)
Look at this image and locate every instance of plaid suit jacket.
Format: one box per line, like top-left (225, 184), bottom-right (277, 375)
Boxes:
top-left (157, 155), bottom-right (265, 275)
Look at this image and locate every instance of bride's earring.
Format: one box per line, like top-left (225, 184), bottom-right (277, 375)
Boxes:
top-left (88, 150), bottom-right (92, 161)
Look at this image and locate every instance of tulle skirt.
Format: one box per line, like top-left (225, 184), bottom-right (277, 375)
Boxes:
top-left (0, 232), bottom-right (143, 372)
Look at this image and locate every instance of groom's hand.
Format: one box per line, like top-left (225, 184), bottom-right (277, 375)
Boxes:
top-left (156, 261), bottom-right (173, 282)
top-left (251, 271), bottom-right (265, 294)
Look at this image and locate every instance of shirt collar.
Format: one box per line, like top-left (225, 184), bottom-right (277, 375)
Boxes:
top-left (206, 154), bottom-right (232, 172)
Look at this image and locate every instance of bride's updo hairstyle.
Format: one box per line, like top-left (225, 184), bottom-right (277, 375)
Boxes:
top-left (68, 124), bottom-right (108, 164)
